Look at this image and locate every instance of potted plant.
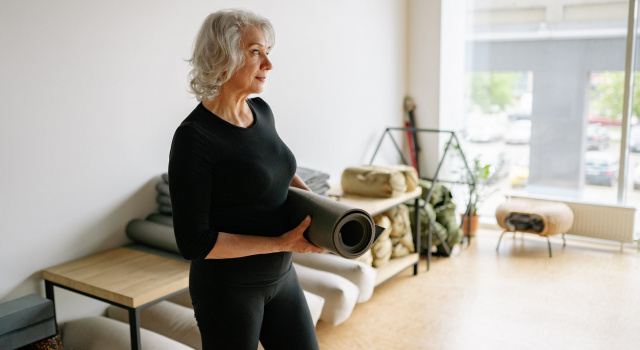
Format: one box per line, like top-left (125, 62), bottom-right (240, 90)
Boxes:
top-left (458, 154), bottom-right (503, 236)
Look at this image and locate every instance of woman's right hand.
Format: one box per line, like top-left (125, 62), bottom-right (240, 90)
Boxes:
top-left (279, 216), bottom-right (329, 254)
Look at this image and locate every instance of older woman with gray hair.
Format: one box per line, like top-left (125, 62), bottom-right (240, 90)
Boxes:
top-left (168, 8), bottom-right (324, 350)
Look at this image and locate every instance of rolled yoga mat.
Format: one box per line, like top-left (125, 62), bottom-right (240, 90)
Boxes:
top-left (125, 219), bottom-right (180, 255)
top-left (286, 187), bottom-right (385, 259)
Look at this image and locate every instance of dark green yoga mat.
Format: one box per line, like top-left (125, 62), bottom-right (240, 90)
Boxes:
top-left (286, 187), bottom-right (384, 259)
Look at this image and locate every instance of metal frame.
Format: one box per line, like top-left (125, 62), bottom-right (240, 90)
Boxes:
top-left (44, 280), bottom-right (188, 350)
top-left (369, 127), bottom-right (476, 269)
top-left (496, 231), bottom-right (567, 258)
top-left (618, 0), bottom-right (640, 203)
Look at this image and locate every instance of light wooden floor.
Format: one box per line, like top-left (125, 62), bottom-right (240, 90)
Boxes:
top-left (315, 227), bottom-right (640, 350)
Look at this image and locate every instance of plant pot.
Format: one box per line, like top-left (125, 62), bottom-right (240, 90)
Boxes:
top-left (460, 213), bottom-right (479, 237)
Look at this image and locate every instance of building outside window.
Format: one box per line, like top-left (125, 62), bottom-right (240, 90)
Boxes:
top-left (457, 0), bottom-right (640, 230)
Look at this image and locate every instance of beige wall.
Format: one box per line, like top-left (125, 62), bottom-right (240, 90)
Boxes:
top-left (0, 0), bottom-right (407, 322)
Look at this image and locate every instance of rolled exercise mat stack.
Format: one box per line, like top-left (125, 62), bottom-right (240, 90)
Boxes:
top-left (341, 164), bottom-right (418, 198)
top-left (156, 173), bottom-right (172, 215)
top-left (297, 167), bottom-right (331, 196)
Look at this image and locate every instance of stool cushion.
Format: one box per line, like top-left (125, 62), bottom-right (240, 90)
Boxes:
top-left (61, 316), bottom-right (193, 350)
top-left (106, 301), bottom-right (200, 349)
top-left (495, 199), bottom-right (574, 236)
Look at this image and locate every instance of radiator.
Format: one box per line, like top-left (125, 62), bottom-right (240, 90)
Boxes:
top-left (510, 195), bottom-right (637, 243)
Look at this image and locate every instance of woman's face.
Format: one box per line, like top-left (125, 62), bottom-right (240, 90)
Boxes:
top-left (224, 25), bottom-right (272, 96)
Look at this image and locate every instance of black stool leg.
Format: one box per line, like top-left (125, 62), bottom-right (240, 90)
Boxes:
top-left (496, 230), bottom-right (509, 254)
top-left (546, 236), bottom-right (552, 258)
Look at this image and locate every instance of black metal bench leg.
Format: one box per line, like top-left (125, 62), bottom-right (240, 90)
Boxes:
top-left (496, 230), bottom-right (509, 254)
top-left (45, 281), bottom-right (58, 333)
top-left (129, 308), bottom-right (141, 350)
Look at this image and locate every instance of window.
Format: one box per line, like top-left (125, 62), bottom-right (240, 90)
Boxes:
top-left (459, 0), bottom-right (637, 219)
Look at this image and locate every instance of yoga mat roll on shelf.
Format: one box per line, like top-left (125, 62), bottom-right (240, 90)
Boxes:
top-left (286, 187), bottom-right (384, 259)
top-left (125, 219), bottom-right (180, 255)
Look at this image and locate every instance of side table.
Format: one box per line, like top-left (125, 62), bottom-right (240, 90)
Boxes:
top-left (42, 247), bottom-right (189, 350)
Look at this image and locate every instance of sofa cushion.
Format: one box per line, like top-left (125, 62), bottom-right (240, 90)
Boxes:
top-left (292, 252), bottom-right (376, 303)
top-left (61, 316), bottom-right (193, 350)
top-left (293, 263), bottom-right (359, 326)
top-left (0, 294), bottom-right (56, 349)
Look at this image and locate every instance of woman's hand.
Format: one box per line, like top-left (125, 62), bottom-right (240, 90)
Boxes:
top-left (279, 216), bottom-right (329, 254)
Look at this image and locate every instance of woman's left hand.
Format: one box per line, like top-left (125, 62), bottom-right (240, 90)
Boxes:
top-left (278, 215), bottom-right (329, 254)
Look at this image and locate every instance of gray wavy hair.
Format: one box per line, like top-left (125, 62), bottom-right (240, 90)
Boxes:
top-left (188, 9), bottom-right (275, 101)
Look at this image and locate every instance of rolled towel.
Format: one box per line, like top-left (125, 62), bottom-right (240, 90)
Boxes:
top-left (385, 205), bottom-right (411, 238)
top-left (354, 249), bottom-right (373, 267)
top-left (341, 166), bottom-right (407, 198)
top-left (371, 215), bottom-right (392, 267)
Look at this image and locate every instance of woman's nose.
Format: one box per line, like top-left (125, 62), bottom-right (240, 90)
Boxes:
top-left (261, 55), bottom-right (272, 71)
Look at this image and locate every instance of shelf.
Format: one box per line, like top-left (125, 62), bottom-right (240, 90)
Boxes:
top-left (327, 183), bottom-right (423, 284)
top-left (328, 184), bottom-right (422, 216)
top-left (374, 253), bottom-right (419, 286)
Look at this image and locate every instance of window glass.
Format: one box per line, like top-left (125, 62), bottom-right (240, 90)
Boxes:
top-left (460, 0), bottom-right (630, 218)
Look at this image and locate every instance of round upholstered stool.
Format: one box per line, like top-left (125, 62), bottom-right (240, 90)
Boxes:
top-left (495, 199), bottom-right (574, 257)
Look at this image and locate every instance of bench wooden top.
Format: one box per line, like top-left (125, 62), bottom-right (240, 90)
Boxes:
top-left (42, 247), bottom-right (189, 308)
top-left (328, 184), bottom-right (422, 216)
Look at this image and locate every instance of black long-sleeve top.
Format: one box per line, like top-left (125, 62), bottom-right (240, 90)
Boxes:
top-left (168, 97), bottom-right (297, 281)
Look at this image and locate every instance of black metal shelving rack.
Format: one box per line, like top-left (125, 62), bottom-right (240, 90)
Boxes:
top-left (369, 127), bottom-right (476, 270)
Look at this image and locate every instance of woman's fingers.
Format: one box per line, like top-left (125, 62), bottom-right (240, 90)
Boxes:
top-left (296, 215), bottom-right (311, 232)
top-left (285, 216), bottom-right (326, 254)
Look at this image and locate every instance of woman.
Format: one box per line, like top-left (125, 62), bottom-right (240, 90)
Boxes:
top-left (168, 9), bottom-right (325, 350)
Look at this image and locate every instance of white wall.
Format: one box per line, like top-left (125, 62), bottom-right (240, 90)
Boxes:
top-left (0, 0), bottom-right (406, 322)
top-left (407, 0), bottom-right (467, 178)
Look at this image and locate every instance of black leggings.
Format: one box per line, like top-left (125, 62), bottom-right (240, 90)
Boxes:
top-left (189, 265), bottom-right (319, 350)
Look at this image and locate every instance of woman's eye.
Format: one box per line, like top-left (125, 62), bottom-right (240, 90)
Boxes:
top-left (251, 49), bottom-right (260, 55)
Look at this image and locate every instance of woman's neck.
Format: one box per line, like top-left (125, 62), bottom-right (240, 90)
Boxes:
top-left (203, 92), bottom-right (253, 127)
